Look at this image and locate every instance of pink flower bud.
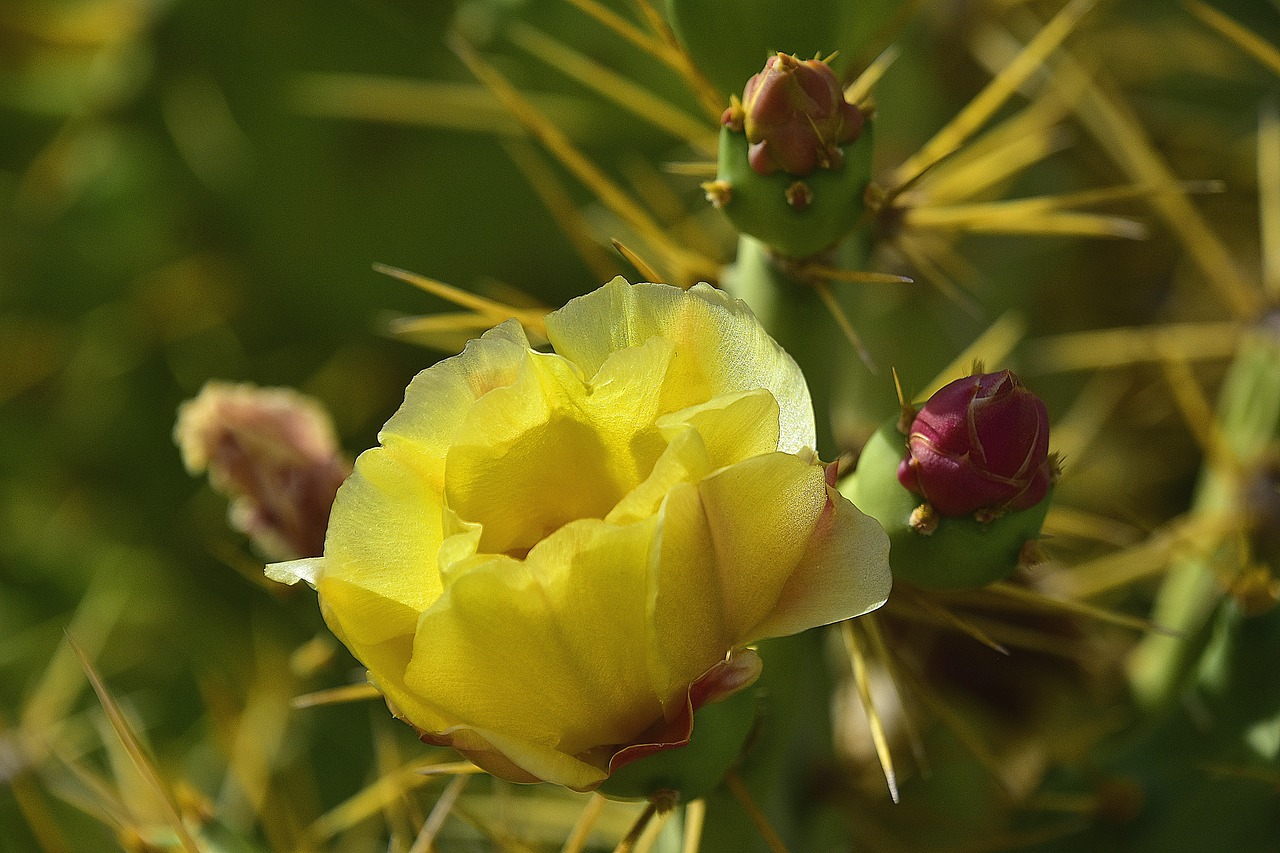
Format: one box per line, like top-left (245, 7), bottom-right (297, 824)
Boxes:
top-left (733, 53), bottom-right (864, 177)
top-left (175, 382), bottom-right (351, 560)
top-left (896, 370), bottom-right (1053, 518)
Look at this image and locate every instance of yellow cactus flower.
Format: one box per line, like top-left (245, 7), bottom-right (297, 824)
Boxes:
top-left (269, 278), bottom-right (890, 791)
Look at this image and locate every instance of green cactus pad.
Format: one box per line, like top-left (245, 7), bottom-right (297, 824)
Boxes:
top-left (595, 683), bottom-right (758, 803)
top-left (712, 120), bottom-right (874, 260)
top-left (843, 420), bottom-right (1052, 590)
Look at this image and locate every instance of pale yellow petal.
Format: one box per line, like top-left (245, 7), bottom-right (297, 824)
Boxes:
top-left (646, 480), bottom-right (732, 702)
top-left (316, 592), bottom-right (452, 732)
top-left (607, 428), bottom-right (714, 525)
top-left (696, 453), bottom-right (831, 643)
top-left (444, 356), bottom-right (621, 555)
top-left (320, 444), bottom-right (447, 630)
top-left (265, 557), bottom-right (320, 586)
top-left (308, 609), bottom-right (611, 790)
top-left (443, 343), bottom-right (670, 554)
top-left (656, 388), bottom-right (781, 469)
top-left (575, 335), bottom-right (676, 484)
top-left (645, 452), bottom-right (833, 699)
top-left (607, 390), bottom-right (782, 527)
top-left (545, 278), bottom-right (817, 453)
top-left (744, 485), bottom-right (891, 642)
top-left (378, 319), bottom-right (531, 490)
top-left (317, 577), bottom-right (421, 649)
top-left (405, 518), bottom-right (663, 756)
top-left (455, 726), bottom-right (609, 792)
top-left (318, 320), bottom-right (533, 626)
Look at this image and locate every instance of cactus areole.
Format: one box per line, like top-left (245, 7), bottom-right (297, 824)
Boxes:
top-left (708, 53), bottom-right (874, 259)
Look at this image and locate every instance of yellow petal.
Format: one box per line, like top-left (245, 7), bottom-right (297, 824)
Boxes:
top-left (644, 452), bottom-right (829, 699)
top-left (646, 480), bottom-right (732, 701)
top-left (317, 591), bottom-right (451, 732)
top-left (656, 388), bottom-right (781, 469)
top-left (693, 453), bottom-right (830, 642)
top-left (576, 334), bottom-right (677, 483)
top-left (317, 320), bottom-right (534, 636)
top-left (378, 320), bottom-right (531, 489)
top-left (319, 445), bottom-right (446, 642)
top-left (317, 577), bottom-right (421, 650)
top-left (607, 389), bottom-right (781, 527)
top-left (607, 428), bottom-right (714, 525)
top-left (545, 278), bottom-right (817, 453)
top-left (744, 485), bottom-right (891, 642)
top-left (405, 518), bottom-right (663, 757)
top-left (445, 338), bottom-right (679, 554)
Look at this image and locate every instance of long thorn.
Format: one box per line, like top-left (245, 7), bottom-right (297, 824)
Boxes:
top-left (450, 32), bottom-right (712, 283)
top-left (921, 311), bottom-right (1026, 401)
top-left (895, 589), bottom-right (1011, 655)
top-left (374, 263), bottom-right (545, 332)
top-left (896, 661), bottom-right (1014, 795)
top-left (1022, 321), bottom-right (1242, 374)
top-left (290, 682), bottom-right (382, 709)
top-left (312, 757), bottom-right (468, 840)
top-left (892, 235), bottom-right (983, 316)
top-left (1259, 100), bottom-right (1280, 303)
top-left (507, 21), bottom-right (714, 148)
top-left (612, 239), bottom-right (664, 283)
top-left (629, 0), bottom-right (725, 120)
top-left (888, 0), bottom-right (1098, 193)
top-left (634, 805), bottom-right (676, 853)
top-left (417, 762), bottom-right (489, 778)
top-left (983, 581), bottom-right (1177, 634)
top-left (980, 17), bottom-right (1259, 316)
top-left (408, 774), bottom-right (469, 853)
top-left (892, 367), bottom-right (916, 433)
top-left (919, 99), bottom-right (1073, 205)
top-left (1158, 352), bottom-right (1230, 469)
top-left (680, 800), bottom-right (706, 853)
top-left (848, 0), bottom-right (928, 81)
top-left (814, 281), bottom-right (876, 371)
top-left (841, 620), bottom-right (900, 802)
top-left (844, 44), bottom-right (901, 108)
top-left (806, 264), bottom-right (914, 285)
top-left (1184, 0), bottom-right (1280, 77)
top-left (503, 139), bottom-right (620, 283)
top-left (613, 799), bottom-right (660, 853)
top-left (725, 772), bottom-right (791, 853)
top-left (561, 793), bottom-right (607, 853)
top-left (7, 767), bottom-right (74, 853)
top-left (859, 614), bottom-right (931, 777)
top-left (67, 635), bottom-right (202, 853)
top-left (559, 0), bottom-right (671, 64)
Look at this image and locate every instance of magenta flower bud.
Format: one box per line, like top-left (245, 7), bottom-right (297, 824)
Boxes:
top-left (731, 52), bottom-right (864, 177)
top-left (896, 370), bottom-right (1054, 519)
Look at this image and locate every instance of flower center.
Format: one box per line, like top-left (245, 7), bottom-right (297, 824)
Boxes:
top-left (444, 412), bottom-right (634, 557)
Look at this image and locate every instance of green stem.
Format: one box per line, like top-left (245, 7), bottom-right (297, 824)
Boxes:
top-left (1128, 322), bottom-right (1280, 708)
top-left (697, 631), bottom-right (848, 853)
top-left (725, 234), bottom-right (874, 460)
top-left (704, 223), bottom-right (880, 852)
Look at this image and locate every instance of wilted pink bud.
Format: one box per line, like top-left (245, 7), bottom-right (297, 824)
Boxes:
top-left (175, 382), bottom-right (351, 561)
top-left (896, 370), bottom-right (1054, 518)
top-left (728, 53), bottom-right (864, 177)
